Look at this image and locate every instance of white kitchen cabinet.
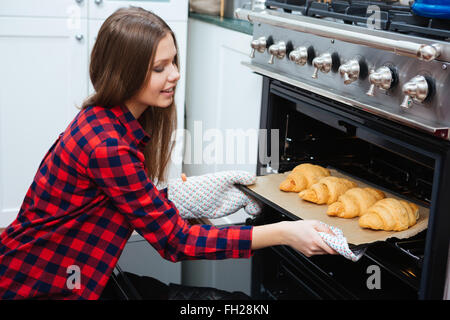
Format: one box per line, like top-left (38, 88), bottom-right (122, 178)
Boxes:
top-left (182, 18), bottom-right (262, 296)
top-left (0, 1), bottom-right (188, 227)
top-left (0, 0), bottom-right (88, 18)
top-left (88, 0), bottom-right (188, 21)
top-left (0, 17), bottom-right (88, 226)
top-left (184, 18), bottom-right (262, 226)
top-left (184, 19), bottom-right (262, 177)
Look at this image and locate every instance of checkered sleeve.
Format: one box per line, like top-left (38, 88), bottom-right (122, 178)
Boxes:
top-left (86, 138), bottom-right (253, 262)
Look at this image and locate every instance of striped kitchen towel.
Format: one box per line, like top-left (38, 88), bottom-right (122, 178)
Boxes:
top-left (318, 223), bottom-right (366, 262)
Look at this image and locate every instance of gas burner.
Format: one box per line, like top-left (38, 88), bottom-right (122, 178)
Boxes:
top-left (390, 11), bottom-right (450, 40)
top-left (265, 0), bottom-right (450, 41)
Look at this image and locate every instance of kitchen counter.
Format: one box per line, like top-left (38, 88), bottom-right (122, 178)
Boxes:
top-left (188, 11), bottom-right (253, 35)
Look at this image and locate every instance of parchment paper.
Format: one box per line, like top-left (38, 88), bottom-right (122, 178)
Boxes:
top-left (246, 169), bottom-right (429, 246)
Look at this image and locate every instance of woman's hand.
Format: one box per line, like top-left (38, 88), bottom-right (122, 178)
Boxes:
top-left (251, 220), bottom-right (337, 257)
top-left (168, 171), bottom-right (262, 219)
top-left (280, 220), bottom-right (338, 256)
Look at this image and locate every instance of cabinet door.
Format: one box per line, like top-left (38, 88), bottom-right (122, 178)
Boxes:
top-left (89, 0), bottom-right (188, 21)
top-left (184, 20), bottom-right (263, 176)
top-left (183, 20), bottom-right (262, 228)
top-left (0, 17), bottom-right (88, 226)
top-left (214, 27), bottom-right (262, 174)
top-left (0, 0), bottom-right (87, 18)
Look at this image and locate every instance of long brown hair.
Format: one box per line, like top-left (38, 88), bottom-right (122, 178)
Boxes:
top-left (81, 6), bottom-right (178, 184)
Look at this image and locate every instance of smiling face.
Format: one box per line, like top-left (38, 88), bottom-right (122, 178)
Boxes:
top-left (126, 32), bottom-right (180, 117)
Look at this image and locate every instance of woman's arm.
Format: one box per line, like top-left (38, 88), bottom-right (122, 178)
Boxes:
top-left (87, 139), bottom-right (254, 262)
top-left (251, 220), bottom-right (337, 256)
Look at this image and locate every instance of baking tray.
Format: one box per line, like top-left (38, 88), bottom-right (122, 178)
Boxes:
top-left (241, 169), bottom-right (429, 246)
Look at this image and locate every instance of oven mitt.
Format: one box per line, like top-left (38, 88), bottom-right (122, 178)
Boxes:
top-left (317, 222), bottom-right (367, 262)
top-left (167, 171), bottom-right (262, 219)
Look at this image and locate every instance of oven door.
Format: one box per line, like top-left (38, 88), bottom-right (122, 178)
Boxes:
top-left (245, 76), bottom-right (450, 300)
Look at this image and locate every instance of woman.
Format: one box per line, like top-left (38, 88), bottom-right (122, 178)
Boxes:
top-left (0, 7), bottom-right (335, 300)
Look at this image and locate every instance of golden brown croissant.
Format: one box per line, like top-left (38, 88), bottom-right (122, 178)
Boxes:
top-left (298, 176), bottom-right (358, 205)
top-left (327, 187), bottom-right (385, 218)
top-left (359, 198), bottom-right (419, 231)
top-left (279, 163), bottom-right (330, 193)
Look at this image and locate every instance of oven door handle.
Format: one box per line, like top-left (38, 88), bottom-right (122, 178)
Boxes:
top-left (235, 9), bottom-right (447, 62)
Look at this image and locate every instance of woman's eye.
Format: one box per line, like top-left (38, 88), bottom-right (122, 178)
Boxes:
top-left (153, 58), bottom-right (176, 73)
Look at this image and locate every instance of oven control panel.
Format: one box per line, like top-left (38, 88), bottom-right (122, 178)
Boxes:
top-left (246, 23), bottom-right (450, 139)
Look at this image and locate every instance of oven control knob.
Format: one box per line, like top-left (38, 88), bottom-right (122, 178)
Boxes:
top-left (400, 75), bottom-right (430, 109)
top-left (366, 66), bottom-right (395, 96)
top-left (418, 43), bottom-right (441, 62)
top-left (250, 36), bottom-right (267, 58)
top-left (268, 41), bottom-right (286, 64)
top-left (311, 53), bottom-right (332, 79)
top-left (289, 46), bottom-right (308, 66)
top-left (339, 59), bottom-right (360, 85)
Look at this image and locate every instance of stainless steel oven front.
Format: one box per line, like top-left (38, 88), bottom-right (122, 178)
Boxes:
top-left (237, 4), bottom-right (450, 300)
top-left (240, 76), bottom-right (450, 300)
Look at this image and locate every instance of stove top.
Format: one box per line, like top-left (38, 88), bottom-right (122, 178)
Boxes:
top-left (265, 1), bottom-right (450, 41)
top-left (236, 6), bottom-right (450, 140)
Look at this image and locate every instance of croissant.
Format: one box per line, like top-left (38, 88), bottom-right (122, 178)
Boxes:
top-left (298, 176), bottom-right (358, 205)
top-left (279, 163), bottom-right (330, 193)
top-left (359, 198), bottom-right (419, 231)
top-left (327, 187), bottom-right (385, 218)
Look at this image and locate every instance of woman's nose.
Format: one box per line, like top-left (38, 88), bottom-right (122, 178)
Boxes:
top-left (168, 64), bottom-right (180, 82)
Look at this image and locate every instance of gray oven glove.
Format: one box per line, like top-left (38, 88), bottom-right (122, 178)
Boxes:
top-left (318, 222), bottom-right (367, 262)
top-left (167, 171), bottom-right (262, 219)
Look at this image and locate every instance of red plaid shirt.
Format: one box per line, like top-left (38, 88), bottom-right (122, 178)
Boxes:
top-left (0, 104), bottom-right (253, 300)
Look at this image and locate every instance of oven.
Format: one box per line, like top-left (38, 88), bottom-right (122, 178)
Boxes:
top-left (235, 1), bottom-right (450, 300)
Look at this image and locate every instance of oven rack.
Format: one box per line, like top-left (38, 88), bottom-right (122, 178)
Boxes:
top-left (276, 160), bottom-right (432, 206)
top-left (239, 177), bottom-right (424, 292)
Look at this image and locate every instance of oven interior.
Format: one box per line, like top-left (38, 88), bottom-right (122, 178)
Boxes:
top-left (250, 81), bottom-right (438, 299)
top-left (274, 94), bottom-right (434, 207)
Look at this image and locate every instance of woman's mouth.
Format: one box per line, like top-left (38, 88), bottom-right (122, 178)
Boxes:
top-left (161, 87), bottom-right (175, 96)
